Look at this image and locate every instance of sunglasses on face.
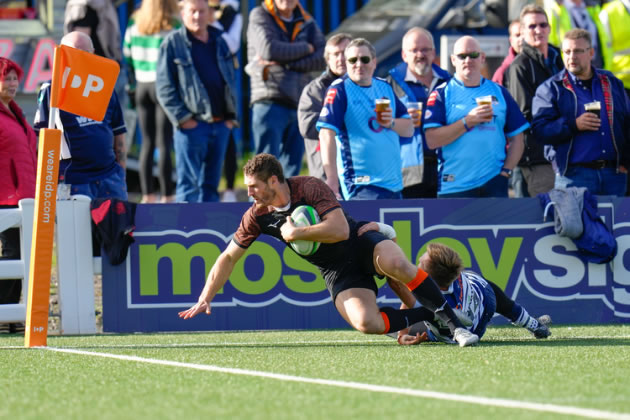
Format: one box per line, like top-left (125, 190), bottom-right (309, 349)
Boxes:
top-left (527, 22), bottom-right (549, 30)
top-left (455, 52), bottom-right (481, 60)
top-left (347, 56), bottom-right (371, 65)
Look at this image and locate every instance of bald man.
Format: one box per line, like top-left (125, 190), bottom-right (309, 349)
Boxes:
top-left (423, 36), bottom-right (528, 198)
top-left (33, 31), bottom-right (128, 200)
top-left (61, 30), bottom-right (95, 52)
top-left (386, 27), bottom-right (451, 198)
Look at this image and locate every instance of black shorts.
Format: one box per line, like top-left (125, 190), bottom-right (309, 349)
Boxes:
top-left (322, 226), bottom-right (389, 303)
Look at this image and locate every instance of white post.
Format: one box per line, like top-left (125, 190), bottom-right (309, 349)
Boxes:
top-left (55, 195), bottom-right (96, 334)
top-left (0, 199), bottom-right (34, 323)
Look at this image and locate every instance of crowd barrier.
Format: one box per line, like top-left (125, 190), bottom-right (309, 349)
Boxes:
top-left (0, 196), bottom-right (98, 334)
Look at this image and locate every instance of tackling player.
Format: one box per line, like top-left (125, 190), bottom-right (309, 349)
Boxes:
top-left (384, 241), bottom-right (551, 345)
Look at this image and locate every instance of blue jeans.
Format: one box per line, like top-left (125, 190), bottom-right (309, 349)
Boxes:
top-left (555, 167), bottom-right (627, 196)
top-left (252, 102), bottom-right (304, 177)
top-left (67, 165), bottom-right (128, 200)
top-left (438, 174), bottom-right (509, 198)
top-left (174, 120), bottom-right (230, 202)
top-left (350, 185), bottom-right (402, 200)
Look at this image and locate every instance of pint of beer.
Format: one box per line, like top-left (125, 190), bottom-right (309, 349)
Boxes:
top-left (375, 98), bottom-right (391, 125)
top-left (407, 101), bottom-right (423, 127)
top-left (584, 101), bottom-right (601, 118)
top-left (475, 95), bottom-right (493, 122)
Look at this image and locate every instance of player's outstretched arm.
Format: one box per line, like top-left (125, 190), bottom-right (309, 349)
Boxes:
top-left (178, 241), bottom-right (247, 320)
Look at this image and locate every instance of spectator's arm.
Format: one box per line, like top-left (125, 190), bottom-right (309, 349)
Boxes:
top-left (114, 133), bottom-right (126, 169)
top-left (286, 24), bottom-right (327, 72)
top-left (531, 82), bottom-right (575, 146)
top-left (155, 40), bottom-right (194, 127)
top-left (503, 132), bottom-right (524, 171)
top-left (297, 80), bottom-right (324, 140)
top-left (247, 8), bottom-right (316, 62)
top-left (319, 127), bottom-right (341, 198)
top-left (425, 104), bottom-right (490, 149)
top-left (505, 62), bottom-right (535, 121)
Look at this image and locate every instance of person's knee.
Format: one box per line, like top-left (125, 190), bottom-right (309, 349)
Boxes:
top-left (352, 317), bottom-right (384, 334)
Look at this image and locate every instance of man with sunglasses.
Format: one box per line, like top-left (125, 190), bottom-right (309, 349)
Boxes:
top-left (386, 27), bottom-right (451, 199)
top-left (532, 29), bottom-right (630, 196)
top-left (317, 38), bottom-right (414, 200)
top-left (423, 36), bottom-right (528, 198)
top-left (505, 5), bottom-right (564, 197)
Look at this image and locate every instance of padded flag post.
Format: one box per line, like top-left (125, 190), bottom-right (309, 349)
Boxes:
top-left (25, 129), bottom-right (61, 347)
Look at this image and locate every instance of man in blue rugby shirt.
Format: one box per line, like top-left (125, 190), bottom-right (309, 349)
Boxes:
top-left (317, 38), bottom-right (414, 200)
top-left (34, 31), bottom-right (128, 201)
top-left (424, 36), bottom-right (528, 198)
top-left (532, 29), bottom-right (630, 196)
top-left (386, 27), bottom-right (451, 198)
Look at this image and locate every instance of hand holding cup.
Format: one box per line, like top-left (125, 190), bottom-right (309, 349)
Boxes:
top-left (474, 95), bottom-right (494, 123)
top-left (375, 98), bottom-right (391, 126)
top-left (407, 102), bottom-right (423, 128)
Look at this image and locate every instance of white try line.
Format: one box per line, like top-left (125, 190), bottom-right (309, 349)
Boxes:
top-left (45, 347), bottom-right (630, 420)
top-left (2, 334), bottom-right (629, 352)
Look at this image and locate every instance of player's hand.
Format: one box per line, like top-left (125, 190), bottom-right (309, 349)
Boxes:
top-left (397, 331), bottom-right (429, 346)
top-left (357, 222), bottom-right (379, 236)
top-left (280, 216), bottom-right (297, 242)
top-left (178, 300), bottom-right (211, 319)
top-left (576, 112), bottom-right (601, 131)
top-left (467, 105), bottom-right (493, 125)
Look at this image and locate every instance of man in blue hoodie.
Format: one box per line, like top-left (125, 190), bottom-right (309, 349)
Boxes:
top-left (532, 28), bottom-right (630, 196)
top-left (386, 28), bottom-right (451, 198)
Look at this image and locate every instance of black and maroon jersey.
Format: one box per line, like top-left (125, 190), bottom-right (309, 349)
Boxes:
top-left (233, 176), bottom-right (359, 269)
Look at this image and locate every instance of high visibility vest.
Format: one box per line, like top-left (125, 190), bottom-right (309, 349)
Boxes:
top-left (546, 1), bottom-right (606, 62)
top-left (600, 0), bottom-right (630, 88)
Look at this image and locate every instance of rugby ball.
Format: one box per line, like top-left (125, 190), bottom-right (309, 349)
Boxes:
top-left (289, 205), bottom-right (321, 256)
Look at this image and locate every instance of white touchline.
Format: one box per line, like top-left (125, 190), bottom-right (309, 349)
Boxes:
top-left (45, 347), bottom-right (630, 420)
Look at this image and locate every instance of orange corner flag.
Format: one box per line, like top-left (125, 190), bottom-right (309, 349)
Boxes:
top-left (50, 44), bottom-right (120, 122)
top-left (25, 129), bottom-right (61, 347)
top-left (25, 45), bottom-right (118, 347)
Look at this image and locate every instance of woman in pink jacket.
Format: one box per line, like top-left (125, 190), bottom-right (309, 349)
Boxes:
top-left (0, 57), bottom-right (37, 334)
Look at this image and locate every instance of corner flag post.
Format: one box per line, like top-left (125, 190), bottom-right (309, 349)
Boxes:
top-left (24, 45), bottom-right (119, 347)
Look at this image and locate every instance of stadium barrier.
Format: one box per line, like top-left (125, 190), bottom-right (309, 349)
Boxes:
top-left (0, 195), bottom-right (99, 334)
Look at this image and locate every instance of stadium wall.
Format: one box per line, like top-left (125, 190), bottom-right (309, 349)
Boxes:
top-left (102, 197), bottom-right (630, 333)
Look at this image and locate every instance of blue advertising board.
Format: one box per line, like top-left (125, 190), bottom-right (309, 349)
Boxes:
top-left (102, 198), bottom-right (630, 332)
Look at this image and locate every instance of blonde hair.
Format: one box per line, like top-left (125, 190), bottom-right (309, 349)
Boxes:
top-left (420, 243), bottom-right (463, 289)
top-left (135, 0), bottom-right (180, 35)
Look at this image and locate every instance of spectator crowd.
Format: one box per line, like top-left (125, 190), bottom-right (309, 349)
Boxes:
top-left (13, 0), bottom-right (630, 204)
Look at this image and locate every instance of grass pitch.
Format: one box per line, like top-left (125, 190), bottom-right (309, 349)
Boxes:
top-left (2, 324), bottom-right (630, 420)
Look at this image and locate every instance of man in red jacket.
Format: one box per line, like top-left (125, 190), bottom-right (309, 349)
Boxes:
top-left (492, 19), bottom-right (522, 87)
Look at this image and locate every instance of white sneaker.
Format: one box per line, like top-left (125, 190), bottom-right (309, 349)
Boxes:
top-left (221, 189), bottom-right (237, 202)
top-left (453, 328), bottom-right (479, 347)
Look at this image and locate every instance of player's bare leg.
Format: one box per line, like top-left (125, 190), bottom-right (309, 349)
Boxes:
top-left (334, 288), bottom-right (385, 334)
